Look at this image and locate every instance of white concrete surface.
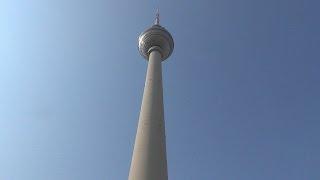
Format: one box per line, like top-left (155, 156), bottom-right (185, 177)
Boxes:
top-left (128, 49), bottom-right (168, 180)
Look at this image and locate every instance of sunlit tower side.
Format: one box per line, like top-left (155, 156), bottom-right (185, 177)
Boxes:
top-left (128, 11), bottom-right (174, 180)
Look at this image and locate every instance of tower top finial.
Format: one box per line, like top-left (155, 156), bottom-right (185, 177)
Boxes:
top-left (139, 8), bottom-right (174, 61)
top-left (154, 9), bottom-right (160, 25)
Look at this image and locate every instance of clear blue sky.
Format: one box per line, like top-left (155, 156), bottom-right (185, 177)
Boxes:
top-left (0, 0), bottom-right (319, 179)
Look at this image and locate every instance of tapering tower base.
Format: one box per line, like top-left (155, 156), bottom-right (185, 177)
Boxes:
top-left (128, 48), bottom-right (167, 180)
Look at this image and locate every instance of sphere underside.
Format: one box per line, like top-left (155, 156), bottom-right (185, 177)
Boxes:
top-left (138, 25), bottom-right (174, 61)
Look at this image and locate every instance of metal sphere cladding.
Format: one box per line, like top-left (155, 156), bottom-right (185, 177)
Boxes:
top-left (138, 25), bottom-right (174, 61)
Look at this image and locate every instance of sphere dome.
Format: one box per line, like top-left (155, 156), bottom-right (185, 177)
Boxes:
top-left (138, 24), bottom-right (174, 61)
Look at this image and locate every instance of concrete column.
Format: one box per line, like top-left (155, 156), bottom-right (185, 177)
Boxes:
top-left (128, 49), bottom-right (168, 180)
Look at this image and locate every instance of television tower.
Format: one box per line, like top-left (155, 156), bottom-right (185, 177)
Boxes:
top-left (128, 11), bottom-right (174, 180)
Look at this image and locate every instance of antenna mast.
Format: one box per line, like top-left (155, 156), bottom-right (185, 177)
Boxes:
top-left (155, 8), bottom-right (160, 25)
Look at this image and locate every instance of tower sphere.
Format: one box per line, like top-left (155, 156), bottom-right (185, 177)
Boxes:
top-left (138, 24), bottom-right (174, 61)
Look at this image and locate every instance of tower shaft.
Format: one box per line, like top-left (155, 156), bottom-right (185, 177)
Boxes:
top-left (129, 49), bottom-right (168, 180)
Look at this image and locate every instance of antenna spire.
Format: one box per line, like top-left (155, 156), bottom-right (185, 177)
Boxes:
top-left (154, 8), bottom-right (160, 25)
